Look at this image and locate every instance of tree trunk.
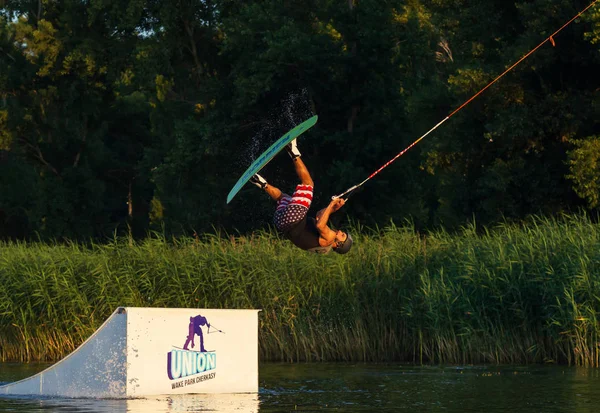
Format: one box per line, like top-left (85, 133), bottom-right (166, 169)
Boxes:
top-left (348, 104), bottom-right (359, 134)
top-left (128, 180), bottom-right (133, 246)
top-left (73, 116), bottom-right (87, 167)
top-left (347, 0), bottom-right (359, 134)
top-left (183, 19), bottom-right (204, 77)
top-left (128, 180), bottom-right (133, 219)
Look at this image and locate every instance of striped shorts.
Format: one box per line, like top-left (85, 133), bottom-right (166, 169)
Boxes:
top-left (273, 184), bottom-right (314, 232)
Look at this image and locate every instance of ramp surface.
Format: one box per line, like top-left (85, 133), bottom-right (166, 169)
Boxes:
top-left (0, 307), bottom-right (259, 398)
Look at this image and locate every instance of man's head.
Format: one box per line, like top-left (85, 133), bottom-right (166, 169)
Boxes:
top-left (333, 231), bottom-right (353, 254)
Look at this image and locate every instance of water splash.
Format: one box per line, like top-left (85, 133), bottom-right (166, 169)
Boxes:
top-left (245, 89), bottom-right (314, 163)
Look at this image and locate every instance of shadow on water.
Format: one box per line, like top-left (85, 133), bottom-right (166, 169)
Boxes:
top-left (3, 362), bottom-right (600, 412)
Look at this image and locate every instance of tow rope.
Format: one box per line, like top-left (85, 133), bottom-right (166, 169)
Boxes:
top-left (333, 0), bottom-right (599, 200)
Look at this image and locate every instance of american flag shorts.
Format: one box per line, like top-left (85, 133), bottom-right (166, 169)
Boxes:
top-left (273, 184), bottom-right (313, 232)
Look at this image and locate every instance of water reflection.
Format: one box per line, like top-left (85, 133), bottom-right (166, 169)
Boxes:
top-left (3, 363), bottom-right (600, 412)
top-left (0, 393), bottom-right (259, 412)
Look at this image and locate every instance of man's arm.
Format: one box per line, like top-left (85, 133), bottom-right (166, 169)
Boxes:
top-left (314, 198), bottom-right (345, 243)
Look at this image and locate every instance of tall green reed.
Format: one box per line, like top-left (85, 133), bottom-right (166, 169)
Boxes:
top-left (0, 213), bottom-right (599, 365)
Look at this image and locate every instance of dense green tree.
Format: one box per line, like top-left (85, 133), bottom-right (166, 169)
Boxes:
top-left (0, 0), bottom-right (152, 238)
top-left (567, 136), bottom-right (600, 209)
top-left (216, 0), bottom-right (440, 229)
top-left (421, 0), bottom-right (600, 227)
top-left (1, 0), bottom-right (598, 239)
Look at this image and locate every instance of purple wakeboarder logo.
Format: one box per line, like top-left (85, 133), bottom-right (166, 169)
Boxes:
top-left (166, 314), bottom-right (222, 381)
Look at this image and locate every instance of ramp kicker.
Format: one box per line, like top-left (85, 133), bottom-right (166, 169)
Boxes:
top-left (0, 307), bottom-right (259, 398)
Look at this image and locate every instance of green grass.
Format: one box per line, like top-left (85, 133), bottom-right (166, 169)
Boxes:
top-left (1, 213), bottom-right (599, 366)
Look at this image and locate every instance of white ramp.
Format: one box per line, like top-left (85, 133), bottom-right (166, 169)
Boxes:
top-left (0, 307), bottom-right (260, 398)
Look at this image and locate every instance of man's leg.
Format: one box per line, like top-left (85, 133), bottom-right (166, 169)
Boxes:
top-left (183, 320), bottom-right (194, 350)
top-left (265, 140), bottom-right (314, 232)
top-left (292, 157), bottom-right (314, 187)
top-left (287, 139), bottom-right (314, 186)
top-left (250, 173), bottom-right (285, 201)
top-left (198, 329), bottom-right (207, 352)
top-left (265, 183), bottom-right (284, 201)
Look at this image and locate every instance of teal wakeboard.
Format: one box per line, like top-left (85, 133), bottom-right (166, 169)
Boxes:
top-left (227, 115), bottom-right (318, 204)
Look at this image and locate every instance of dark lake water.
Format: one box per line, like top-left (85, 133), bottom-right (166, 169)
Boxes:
top-left (2, 362), bottom-right (600, 412)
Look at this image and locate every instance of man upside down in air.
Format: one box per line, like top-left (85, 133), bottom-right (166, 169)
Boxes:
top-left (250, 139), bottom-right (353, 254)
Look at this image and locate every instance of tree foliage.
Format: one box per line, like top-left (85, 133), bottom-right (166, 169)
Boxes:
top-left (0, 0), bottom-right (599, 240)
top-left (567, 136), bottom-right (600, 209)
